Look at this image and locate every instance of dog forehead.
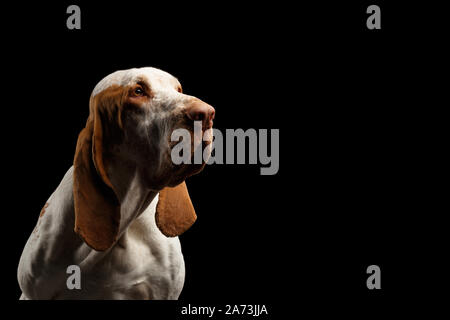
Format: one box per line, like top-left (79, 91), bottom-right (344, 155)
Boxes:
top-left (92, 67), bottom-right (179, 97)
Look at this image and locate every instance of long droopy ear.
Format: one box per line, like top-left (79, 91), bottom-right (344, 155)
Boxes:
top-left (73, 88), bottom-right (124, 251)
top-left (155, 182), bottom-right (197, 237)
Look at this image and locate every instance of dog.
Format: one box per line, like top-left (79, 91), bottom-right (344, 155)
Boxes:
top-left (17, 67), bottom-right (215, 299)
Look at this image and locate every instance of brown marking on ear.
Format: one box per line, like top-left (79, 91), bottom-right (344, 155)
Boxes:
top-left (90, 85), bottom-right (128, 189)
top-left (39, 203), bottom-right (49, 217)
top-left (73, 85), bottom-right (128, 251)
top-left (155, 182), bottom-right (197, 237)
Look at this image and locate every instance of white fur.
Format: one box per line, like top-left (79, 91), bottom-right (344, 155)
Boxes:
top-left (92, 67), bottom-right (181, 97)
top-left (18, 167), bottom-right (185, 299)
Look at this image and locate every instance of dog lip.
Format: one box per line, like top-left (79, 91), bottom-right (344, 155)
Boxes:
top-left (203, 121), bottom-right (213, 131)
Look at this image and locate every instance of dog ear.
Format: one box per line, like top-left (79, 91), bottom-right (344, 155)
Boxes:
top-left (155, 182), bottom-right (197, 237)
top-left (73, 88), bottom-right (124, 251)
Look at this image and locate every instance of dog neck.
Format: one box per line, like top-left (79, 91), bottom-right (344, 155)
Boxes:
top-left (106, 157), bottom-right (158, 240)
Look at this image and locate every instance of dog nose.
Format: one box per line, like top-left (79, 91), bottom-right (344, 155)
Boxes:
top-left (186, 101), bottom-right (215, 129)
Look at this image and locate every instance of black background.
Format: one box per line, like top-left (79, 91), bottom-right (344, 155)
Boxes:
top-left (3, 0), bottom-right (446, 317)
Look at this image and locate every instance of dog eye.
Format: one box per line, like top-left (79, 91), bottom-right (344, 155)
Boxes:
top-left (134, 87), bottom-right (144, 96)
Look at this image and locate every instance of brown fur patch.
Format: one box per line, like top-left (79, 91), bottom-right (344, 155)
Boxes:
top-left (73, 84), bottom-right (131, 251)
top-left (39, 203), bottom-right (49, 217)
top-left (155, 182), bottom-right (197, 237)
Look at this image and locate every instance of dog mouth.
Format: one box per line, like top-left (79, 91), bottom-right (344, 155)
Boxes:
top-left (167, 123), bottom-right (213, 166)
top-left (169, 123), bottom-right (213, 149)
top-left (155, 122), bottom-right (213, 188)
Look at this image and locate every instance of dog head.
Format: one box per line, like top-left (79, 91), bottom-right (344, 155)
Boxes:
top-left (73, 67), bottom-right (214, 250)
